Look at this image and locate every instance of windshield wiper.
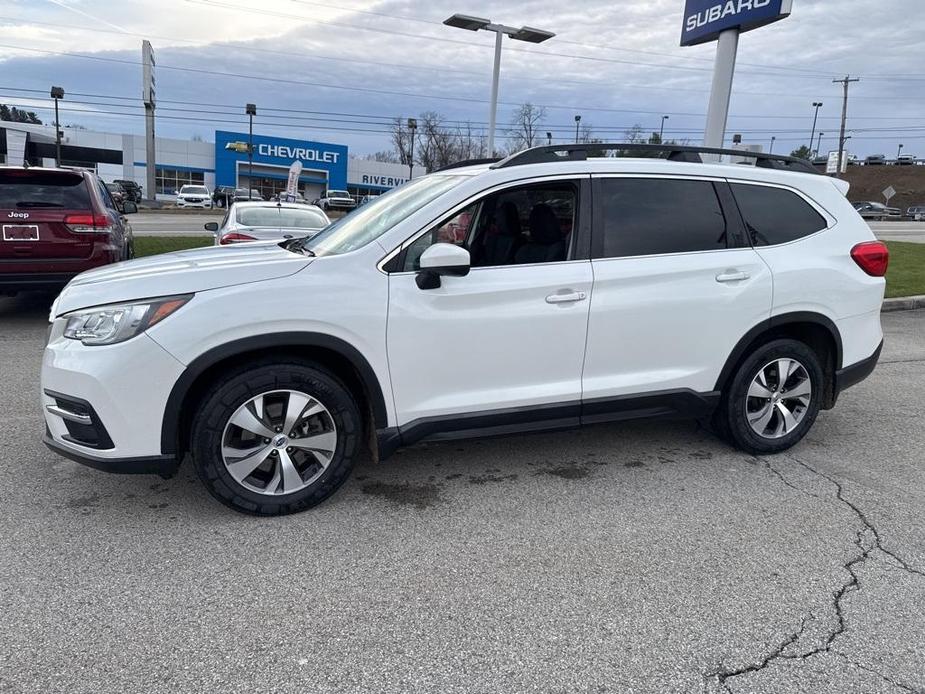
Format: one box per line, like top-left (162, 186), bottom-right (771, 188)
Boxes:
top-left (282, 237), bottom-right (315, 257)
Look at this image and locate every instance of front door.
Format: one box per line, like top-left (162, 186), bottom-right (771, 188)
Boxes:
top-left (386, 177), bottom-right (593, 430)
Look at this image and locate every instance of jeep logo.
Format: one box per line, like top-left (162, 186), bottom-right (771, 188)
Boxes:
top-left (7, 211), bottom-right (29, 219)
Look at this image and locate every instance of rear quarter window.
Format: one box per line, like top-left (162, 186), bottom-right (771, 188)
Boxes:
top-left (731, 183), bottom-right (827, 246)
top-left (0, 171), bottom-right (91, 209)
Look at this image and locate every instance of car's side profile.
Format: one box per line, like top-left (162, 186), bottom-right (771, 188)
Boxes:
top-left (41, 145), bottom-right (887, 515)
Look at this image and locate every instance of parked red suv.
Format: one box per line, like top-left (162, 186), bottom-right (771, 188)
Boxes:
top-left (0, 166), bottom-right (135, 295)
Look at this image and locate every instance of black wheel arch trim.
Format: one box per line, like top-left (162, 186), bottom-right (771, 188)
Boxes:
top-left (44, 434), bottom-right (178, 477)
top-left (714, 311), bottom-right (844, 393)
top-left (160, 332), bottom-right (389, 456)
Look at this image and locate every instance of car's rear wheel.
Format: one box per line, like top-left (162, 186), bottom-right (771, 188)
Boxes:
top-left (715, 339), bottom-right (823, 454)
top-left (190, 361), bottom-right (361, 515)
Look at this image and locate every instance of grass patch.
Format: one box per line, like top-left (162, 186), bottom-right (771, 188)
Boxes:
top-left (134, 236), bottom-right (213, 257)
top-left (885, 241), bottom-right (925, 298)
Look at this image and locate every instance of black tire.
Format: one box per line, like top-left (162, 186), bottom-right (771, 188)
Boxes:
top-left (714, 338), bottom-right (824, 455)
top-left (190, 360), bottom-right (362, 515)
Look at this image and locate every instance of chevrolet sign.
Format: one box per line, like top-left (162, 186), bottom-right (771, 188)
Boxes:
top-left (680, 0), bottom-right (792, 46)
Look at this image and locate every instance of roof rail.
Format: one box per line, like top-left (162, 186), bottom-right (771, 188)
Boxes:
top-left (490, 143), bottom-right (820, 175)
top-left (434, 157), bottom-right (503, 172)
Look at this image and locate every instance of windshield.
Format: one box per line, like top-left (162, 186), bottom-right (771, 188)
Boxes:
top-left (328, 190), bottom-right (350, 198)
top-left (305, 175), bottom-right (465, 256)
top-left (182, 186), bottom-right (208, 195)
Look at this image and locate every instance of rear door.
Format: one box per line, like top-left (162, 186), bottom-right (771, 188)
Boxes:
top-left (581, 175), bottom-right (773, 414)
top-left (0, 169), bottom-right (95, 261)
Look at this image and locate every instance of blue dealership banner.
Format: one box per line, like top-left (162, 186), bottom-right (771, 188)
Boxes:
top-left (680, 0), bottom-right (792, 46)
top-left (214, 130), bottom-right (348, 189)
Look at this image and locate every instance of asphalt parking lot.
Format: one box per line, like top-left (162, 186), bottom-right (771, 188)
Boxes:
top-left (0, 293), bottom-right (923, 694)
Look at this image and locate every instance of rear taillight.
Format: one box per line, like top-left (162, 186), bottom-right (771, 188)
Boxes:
top-left (219, 232), bottom-right (257, 245)
top-left (64, 213), bottom-right (112, 233)
top-left (851, 241), bottom-right (889, 277)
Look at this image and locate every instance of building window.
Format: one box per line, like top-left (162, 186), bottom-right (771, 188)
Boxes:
top-left (156, 168), bottom-right (204, 195)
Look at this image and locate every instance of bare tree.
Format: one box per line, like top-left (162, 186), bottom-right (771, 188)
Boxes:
top-left (506, 103), bottom-right (547, 153)
top-left (390, 118), bottom-right (414, 168)
top-left (366, 150), bottom-right (399, 163)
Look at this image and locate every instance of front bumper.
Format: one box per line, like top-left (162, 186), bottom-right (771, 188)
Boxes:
top-left (177, 199), bottom-right (211, 208)
top-left (43, 434), bottom-right (178, 476)
top-left (42, 326), bottom-right (187, 469)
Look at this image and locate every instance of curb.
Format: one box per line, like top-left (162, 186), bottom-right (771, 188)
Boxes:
top-left (882, 295), bottom-right (925, 312)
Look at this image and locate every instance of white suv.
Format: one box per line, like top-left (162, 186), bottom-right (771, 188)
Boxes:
top-left (41, 145), bottom-right (888, 515)
top-left (175, 184), bottom-right (212, 208)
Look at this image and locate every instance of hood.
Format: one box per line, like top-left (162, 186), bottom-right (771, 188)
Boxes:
top-left (53, 241), bottom-right (312, 316)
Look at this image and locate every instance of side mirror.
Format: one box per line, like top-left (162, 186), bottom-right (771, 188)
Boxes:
top-left (416, 243), bottom-right (470, 290)
top-left (204, 222), bottom-right (219, 232)
top-left (121, 201), bottom-right (138, 215)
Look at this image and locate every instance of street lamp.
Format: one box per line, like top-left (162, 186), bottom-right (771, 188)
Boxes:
top-left (809, 102), bottom-right (823, 155)
top-left (659, 115), bottom-right (669, 143)
top-left (898, 143), bottom-right (904, 160)
top-left (407, 118), bottom-right (417, 179)
top-left (50, 86), bottom-right (64, 166)
top-left (816, 131), bottom-right (825, 157)
top-left (546, 131), bottom-right (552, 146)
top-left (443, 13), bottom-right (554, 156)
top-left (769, 135), bottom-right (776, 154)
top-left (574, 114), bottom-right (581, 143)
top-left (245, 103), bottom-right (256, 200)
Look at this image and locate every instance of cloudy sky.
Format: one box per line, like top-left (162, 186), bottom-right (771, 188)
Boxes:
top-left (1, 0), bottom-right (922, 157)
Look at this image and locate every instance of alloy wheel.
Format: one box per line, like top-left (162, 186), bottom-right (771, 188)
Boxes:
top-left (220, 389), bottom-right (337, 495)
top-left (745, 358), bottom-right (813, 439)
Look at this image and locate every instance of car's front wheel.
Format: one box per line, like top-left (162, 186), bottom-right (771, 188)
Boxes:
top-left (191, 361), bottom-right (361, 515)
top-left (715, 339), bottom-right (823, 455)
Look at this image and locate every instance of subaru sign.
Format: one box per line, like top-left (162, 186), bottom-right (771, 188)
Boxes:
top-left (680, 0), bottom-right (792, 46)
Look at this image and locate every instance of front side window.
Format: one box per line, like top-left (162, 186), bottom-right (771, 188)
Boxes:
top-left (597, 178), bottom-right (727, 258)
top-left (731, 183), bottom-right (827, 246)
top-left (400, 181), bottom-right (579, 271)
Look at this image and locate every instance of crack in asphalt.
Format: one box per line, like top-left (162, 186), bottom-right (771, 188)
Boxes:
top-left (833, 651), bottom-right (922, 693)
top-left (706, 455), bottom-right (925, 692)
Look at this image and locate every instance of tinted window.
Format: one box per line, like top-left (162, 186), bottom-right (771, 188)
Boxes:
top-left (598, 178), bottom-right (727, 258)
top-left (0, 171), bottom-right (91, 209)
top-left (731, 183), bottom-right (826, 246)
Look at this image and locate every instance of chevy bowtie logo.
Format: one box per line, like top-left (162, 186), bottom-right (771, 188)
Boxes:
top-left (7, 211), bottom-right (29, 219)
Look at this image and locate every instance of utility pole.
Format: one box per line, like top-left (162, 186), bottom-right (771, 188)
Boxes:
top-left (50, 86), bottom-right (64, 166)
top-left (816, 132), bottom-right (824, 157)
top-left (245, 103), bottom-right (256, 199)
top-left (407, 118), bottom-right (417, 179)
top-left (659, 115), bottom-right (669, 143)
top-left (574, 115), bottom-right (581, 144)
top-left (833, 76), bottom-right (859, 177)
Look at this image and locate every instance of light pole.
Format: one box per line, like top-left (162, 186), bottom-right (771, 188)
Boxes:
top-left (769, 136), bottom-right (776, 153)
top-left (816, 131), bottom-right (825, 157)
top-left (51, 86), bottom-right (64, 166)
top-left (245, 103), bottom-right (256, 200)
top-left (546, 131), bottom-right (552, 146)
top-left (443, 14), bottom-right (554, 156)
top-left (574, 115), bottom-right (581, 143)
top-left (898, 143), bottom-right (904, 160)
top-left (809, 101), bottom-right (823, 155)
top-left (659, 115), bottom-right (669, 143)
top-left (407, 118), bottom-right (417, 179)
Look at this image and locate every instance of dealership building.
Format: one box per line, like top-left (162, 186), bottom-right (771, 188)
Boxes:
top-left (0, 121), bottom-right (421, 201)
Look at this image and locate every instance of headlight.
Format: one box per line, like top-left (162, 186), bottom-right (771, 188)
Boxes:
top-left (63, 295), bottom-right (192, 346)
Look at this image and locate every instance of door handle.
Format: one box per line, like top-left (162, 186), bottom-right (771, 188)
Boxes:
top-left (715, 270), bottom-right (750, 283)
top-left (546, 291), bottom-right (587, 304)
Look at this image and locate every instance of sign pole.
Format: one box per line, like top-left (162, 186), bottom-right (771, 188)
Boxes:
top-left (142, 41), bottom-right (156, 202)
top-left (703, 28), bottom-right (739, 148)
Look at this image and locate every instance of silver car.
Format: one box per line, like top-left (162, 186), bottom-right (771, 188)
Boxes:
top-left (205, 201), bottom-right (330, 245)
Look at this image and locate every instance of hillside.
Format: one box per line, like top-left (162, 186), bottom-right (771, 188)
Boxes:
top-left (813, 165), bottom-right (925, 211)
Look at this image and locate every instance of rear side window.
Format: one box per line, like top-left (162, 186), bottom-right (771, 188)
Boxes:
top-left (597, 178), bottom-right (727, 258)
top-left (0, 171), bottom-right (91, 209)
top-left (731, 183), bottom-right (826, 246)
